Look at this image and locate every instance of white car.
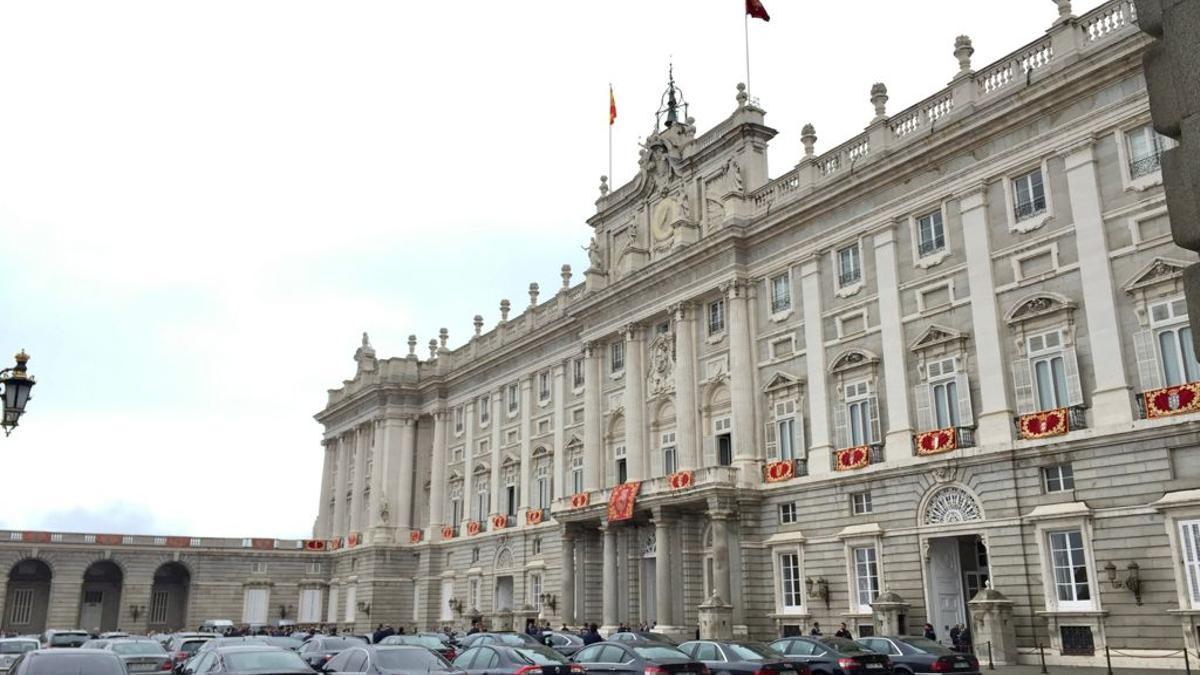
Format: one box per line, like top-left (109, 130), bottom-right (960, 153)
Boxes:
top-left (0, 638), bottom-right (39, 673)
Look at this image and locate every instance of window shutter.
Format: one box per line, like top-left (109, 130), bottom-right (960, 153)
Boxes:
top-left (867, 395), bottom-right (881, 445)
top-left (703, 435), bottom-right (717, 467)
top-left (1011, 359), bottom-right (1036, 414)
top-left (1063, 347), bottom-right (1084, 407)
top-left (1180, 521), bottom-right (1200, 607)
top-left (1133, 329), bottom-right (1164, 392)
top-left (914, 383), bottom-right (933, 431)
top-left (833, 400), bottom-right (849, 450)
top-left (955, 372), bottom-right (975, 427)
top-left (650, 443), bottom-right (663, 477)
top-left (764, 421), bottom-right (778, 458)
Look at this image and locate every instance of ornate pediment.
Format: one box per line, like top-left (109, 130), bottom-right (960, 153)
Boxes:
top-left (531, 445), bottom-right (551, 459)
top-left (471, 461), bottom-right (490, 476)
top-left (909, 324), bottom-right (969, 352)
top-left (647, 333), bottom-right (676, 397)
top-left (762, 370), bottom-right (804, 393)
top-left (829, 348), bottom-right (880, 374)
top-left (1123, 257), bottom-right (1189, 294)
top-left (1004, 292), bottom-right (1075, 325)
top-left (501, 452), bottom-right (520, 468)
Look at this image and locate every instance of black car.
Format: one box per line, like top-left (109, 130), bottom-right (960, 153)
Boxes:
top-left (8, 649), bottom-right (126, 675)
top-left (326, 645), bottom-right (464, 675)
top-left (460, 633), bottom-right (543, 649)
top-left (607, 632), bottom-right (678, 646)
top-left (855, 637), bottom-right (977, 675)
top-left (679, 640), bottom-right (811, 675)
top-left (197, 637), bottom-right (272, 652)
top-left (299, 636), bottom-right (371, 669)
top-left (455, 643), bottom-right (582, 675)
top-left (380, 634), bottom-right (458, 661)
top-left (768, 637), bottom-right (892, 675)
top-left (181, 645), bottom-right (312, 675)
top-left (262, 636), bottom-right (304, 651)
top-left (572, 641), bottom-right (708, 675)
top-left (540, 632), bottom-right (585, 657)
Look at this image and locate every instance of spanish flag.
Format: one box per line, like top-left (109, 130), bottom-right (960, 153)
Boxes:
top-left (609, 85), bottom-right (617, 126)
top-left (746, 0), bottom-right (770, 21)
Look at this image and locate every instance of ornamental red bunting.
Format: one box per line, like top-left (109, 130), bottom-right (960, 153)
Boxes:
top-left (347, 532), bottom-right (362, 547)
top-left (440, 526), bottom-right (457, 540)
top-left (607, 481), bottom-right (641, 522)
top-left (915, 428), bottom-right (957, 456)
top-left (303, 539), bottom-right (327, 551)
top-left (466, 520), bottom-right (482, 536)
top-left (669, 470), bottom-right (694, 490)
top-left (570, 493), bottom-right (590, 509)
top-left (1145, 382), bottom-right (1200, 418)
top-left (166, 536), bottom-right (192, 548)
top-left (526, 509), bottom-right (545, 525)
top-left (835, 446), bottom-right (870, 471)
top-left (491, 515), bottom-right (509, 530)
top-left (251, 538), bottom-right (274, 550)
top-left (764, 460), bottom-right (795, 483)
top-left (1017, 408), bottom-right (1069, 439)
top-left (22, 532), bottom-right (50, 544)
top-left (409, 530), bottom-right (423, 544)
top-left (95, 534), bottom-right (123, 546)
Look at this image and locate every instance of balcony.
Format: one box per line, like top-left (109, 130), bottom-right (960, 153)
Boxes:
top-left (917, 238), bottom-right (945, 258)
top-left (838, 269), bottom-right (862, 288)
top-left (1137, 381), bottom-right (1200, 419)
top-left (1129, 152), bottom-right (1162, 179)
top-left (832, 444), bottom-right (884, 471)
top-left (1014, 199), bottom-right (1047, 222)
top-left (1014, 406), bottom-right (1086, 440)
top-left (763, 458), bottom-right (809, 483)
top-left (912, 426), bottom-right (976, 456)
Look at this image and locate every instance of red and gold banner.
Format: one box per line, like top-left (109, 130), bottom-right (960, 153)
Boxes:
top-left (251, 538), bottom-right (274, 550)
top-left (303, 539), bottom-right (327, 551)
top-left (95, 534), bottom-right (123, 546)
top-left (440, 526), bottom-right (456, 540)
top-left (329, 537), bottom-right (344, 550)
top-left (347, 532), bottom-right (362, 547)
top-left (1145, 382), bottom-right (1200, 418)
top-left (915, 428), bottom-right (957, 456)
top-left (526, 509), bottom-right (545, 526)
top-left (409, 530), bottom-right (423, 544)
top-left (491, 515), bottom-right (509, 530)
top-left (607, 481), bottom-right (641, 522)
top-left (22, 532), bottom-right (51, 544)
top-left (764, 460), bottom-right (795, 483)
top-left (1017, 408), bottom-right (1069, 439)
top-left (835, 446), bottom-right (870, 471)
top-left (669, 470), bottom-right (694, 490)
top-left (466, 520), bottom-right (482, 536)
top-left (166, 536), bottom-right (192, 548)
top-left (570, 493), bottom-right (590, 509)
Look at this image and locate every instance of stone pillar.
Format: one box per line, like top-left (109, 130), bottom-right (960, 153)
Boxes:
top-left (316, 441), bottom-right (335, 538)
top-left (370, 420), bottom-right (393, 544)
top-left (1063, 139), bottom-right (1132, 424)
top-left (583, 343), bottom-right (603, 492)
top-left (672, 303), bottom-right (700, 470)
top-left (874, 227), bottom-right (913, 453)
top-left (961, 184), bottom-right (1015, 445)
top-left (552, 364), bottom-right (566, 503)
top-left (396, 418), bottom-right (418, 533)
top-left (800, 258), bottom-right (832, 472)
top-left (698, 592), bottom-right (734, 640)
top-left (332, 435), bottom-right (349, 539)
top-left (968, 587), bottom-right (1018, 666)
top-left (561, 530), bottom-right (576, 625)
top-left (624, 324), bottom-right (648, 481)
top-left (653, 510), bottom-right (674, 630)
top-left (709, 504), bottom-right (732, 608)
top-left (725, 281), bottom-right (758, 485)
top-left (429, 411), bottom-right (448, 537)
top-left (349, 425), bottom-right (368, 535)
top-left (519, 377), bottom-right (534, 518)
top-left (490, 391), bottom-right (504, 518)
top-left (462, 401), bottom-right (476, 533)
top-left (601, 524), bottom-right (618, 634)
top-left (871, 591), bottom-right (910, 636)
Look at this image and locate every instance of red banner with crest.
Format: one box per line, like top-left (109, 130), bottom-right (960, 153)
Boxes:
top-left (669, 470), bottom-right (694, 490)
top-left (835, 446), bottom-right (870, 471)
top-left (607, 481), bottom-right (641, 522)
top-left (764, 460), bottom-right (795, 482)
top-left (1145, 382), bottom-right (1200, 418)
top-left (915, 428), bottom-right (957, 455)
top-left (1017, 408), bottom-right (1069, 439)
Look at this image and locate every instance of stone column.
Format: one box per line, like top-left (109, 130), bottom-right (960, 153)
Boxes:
top-left (874, 227), bottom-right (913, 454)
top-left (672, 303), bottom-right (700, 470)
top-left (396, 418), bottom-right (418, 533)
top-left (623, 324), bottom-right (648, 481)
top-left (961, 184), bottom-right (1015, 445)
top-left (725, 281), bottom-right (758, 485)
top-left (800, 258), bottom-right (832, 472)
top-left (462, 401), bottom-right (476, 533)
top-left (601, 524), bottom-right (618, 634)
top-left (519, 377), bottom-right (533, 519)
top-left (1063, 139), bottom-right (1132, 423)
top-left (561, 530), bottom-right (576, 625)
top-left (349, 426), bottom-right (368, 535)
top-left (429, 411), bottom-right (448, 538)
top-left (653, 510), bottom-right (674, 630)
top-left (490, 390), bottom-right (504, 518)
top-left (583, 343), bottom-right (603, 492)
top-left (709, 504), bottom-right (732, 607)
top-left (370, 419), bottom-right (393, 543)
top-left (331, 435), bottom-right (349, 539)
top-left (316, 441), bottom-right (335, 538)
top-left (552, 364), bottom-right (566, 503)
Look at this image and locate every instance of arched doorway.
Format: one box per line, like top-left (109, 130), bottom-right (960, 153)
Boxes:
top-left (4, 559), bottom-right (52, 634)
top-left (918, 485), bottom-right (989, 646)
top-left (150, 562), bottom-right (190, 631)
top-left (79, 561), bottom-right (123, 632)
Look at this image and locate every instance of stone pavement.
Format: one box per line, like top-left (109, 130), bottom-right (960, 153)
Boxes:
top-left (980, 666), bottom-right (1188, 674)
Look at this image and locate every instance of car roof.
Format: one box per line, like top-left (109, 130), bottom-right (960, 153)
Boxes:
top-left (213, 645), bottom-right (290, 653)
top-left (0, 638), bottom-right (38, 642)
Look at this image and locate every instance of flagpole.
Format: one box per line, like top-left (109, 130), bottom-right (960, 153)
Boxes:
top-left (744, 12), bottom-right (751, 97)
top-left (608, 83), bottom-right (614, 187)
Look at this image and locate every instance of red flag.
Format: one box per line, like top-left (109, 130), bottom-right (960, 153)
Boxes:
top-left (746, 0), bottom-right (770, 21)
top-left (609, 85), bottom-right (617, 126)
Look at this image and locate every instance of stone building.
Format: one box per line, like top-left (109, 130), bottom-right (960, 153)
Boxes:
top-left (3, 0), bottom-right (1199, 668)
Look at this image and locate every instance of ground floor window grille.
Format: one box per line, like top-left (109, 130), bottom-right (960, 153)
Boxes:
top-left (7, 588), bottom-right (32, 625)
top-left (150, 590), bottom-right (169, 624)
top-left (1060, 626), bottom-right (1095, 656)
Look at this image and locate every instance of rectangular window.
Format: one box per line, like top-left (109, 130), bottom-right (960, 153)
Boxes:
top-left (1012, 168), bottom-right (1047, 221)
top-left (251, 562), bottom-right (267, 574)
top-left (535, 466), bottom-right (550, 509)
top-left (709, 299), bottom-right (726, 335)
top-left (1179, 520), bottom-right (1200, 607)
top-left (477, 438), bottom-right (489, 456)
top-left (777, 417), bottom-right (797, 461)
top-left (778, 502), bottom-right (797, 525)
top-left (845, 381), bottom-right (875, 446)
top-left (1151, 299), bottom-right (1200, 386)
top-left (851, 491), bottom-right (873, 515)
top-left (571, 456), bottom-right (584, 494)
top-left (1127, 123), bottom-right (1165, 178)
top-left (916, 210), bottom-right (946, 257)
top-left (1028, 331), bottom-right (1067, 410)
top-left (530, 573), bottom-right (543, 610)
top-left (662, 432), bottom-right (677, 475)
top-left (770, 273), bottom-right (791, 313)
top-left (838, 244), bottom-right (862, 287)
top-left (150, 590), bottom-right (168, 624)
top-left (506, 485), bottom-right (518, 517)
top-left (928, 357), bottom-right (960, 428)
top-left (507, 383), bottom-right (519, 413)
top-left (241, 588), bottom-right (269, 625)
top-left (853, 546), bottom-right (880, 611)
top-left (573, 358), bottom-right (585, 388)
top-left (616, 458), bottom-right (628, 485)
top-left (539, 371), bottom-right (551, 401)
top-left (454, 406), bottom-right (465, 434)
top-left (779, 552), bottom-right (804, 610)
top-left (450, 498), bottom-right (463, 527)
top-left (475, 486), bottom-right (490, 520)
top-left (480, 396), bottom-right (491, 424)
top-left (1048, 529), bottom-right (1091, 608)
top-left (1043, 464), bottom-right (1075, 493)
top-left (298, 588), bottom-right (322, 624)
top-left (610, 341), bottom-right (625, 373)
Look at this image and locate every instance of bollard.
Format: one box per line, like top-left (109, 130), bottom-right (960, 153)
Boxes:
top-left (1038, 643), bottom-right (1047, 674)
top-left (1105, 644), bottom-right (1113, 675)
top-left (987, 640), bottom-right (994, 670)
top-left (1186, 647), bottom-right (1192, 675)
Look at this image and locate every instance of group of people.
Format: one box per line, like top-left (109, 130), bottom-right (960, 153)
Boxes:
top-left (807, 621), bottom-right (855, 639)
top-left (922, 622), bottom-right (973, 652)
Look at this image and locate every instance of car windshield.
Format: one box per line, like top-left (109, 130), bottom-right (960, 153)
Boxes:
top-left (27, 653), bottom-right (124, 675)
top-left (820, 638), bottom-right (869, 654)
top-left (514, 646), bottom-right (569, 665)
top-left (112, 642), bottom-right (166, 655)
top-left (493, 634), bottom-right (533, 646)
top-left (376, 649), bottom-right (449, 670)
top-left (0, 642), bottom-right (37, 654)
top-left (264, 637), bottom-right (302, 650)
top-left (49, 635), bottom-right (88, 647)
top-left (316, 638), bottom-right (364, 650)
top-left (224, 650), bottom-right (310, 672)
top-left (899, 637), bottom-right (956, 655)
top-left (386, 636), bottom-right (444, 649)
top-left (633, 646), bottom-right (690, 661)
top-left (725, 643), bottom-right (779, 661)
top-left (180, 640), bottom-right (209, 655)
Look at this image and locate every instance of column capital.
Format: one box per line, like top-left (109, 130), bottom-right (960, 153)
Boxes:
top-left (720, 278), bottom-right (751, 300)
top-left (669, 301), bottom-right (695, 321)
top-left (622, 323), bottom-right (645, 341)
top-left (582, 341), bottom-right (597, 359)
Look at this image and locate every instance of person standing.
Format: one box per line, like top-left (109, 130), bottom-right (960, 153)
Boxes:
top-left (809, 622), bottom-right (822, 636)
top-left (834, 623), bottom-right (852, 639)
top-left (923, 623), bottom-right (936, 641)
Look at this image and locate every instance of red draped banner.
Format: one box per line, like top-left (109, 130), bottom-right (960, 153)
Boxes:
top-left (607, 481), bottom-right (641, 522)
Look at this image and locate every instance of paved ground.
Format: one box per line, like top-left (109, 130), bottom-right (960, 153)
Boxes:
top-left (982, 666), bottom-right (1189, 674)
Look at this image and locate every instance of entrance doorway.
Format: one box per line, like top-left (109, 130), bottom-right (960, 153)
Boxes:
top-left (640, 531), bottom-right (656, 624)
top-left (925, 535), bottom-right (989, 646)
top-left (150, 562), bottom-right (190, 631)
top-left (79, 561), bottom-right (123, 632)
top-left (4, 559), bottom-right (52, 634)
top-left (494, 576), bottom-right (513, 612)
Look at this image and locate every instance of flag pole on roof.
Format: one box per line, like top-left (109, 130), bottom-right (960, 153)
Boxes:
top-left (744, 0), bottom-right (770, 100)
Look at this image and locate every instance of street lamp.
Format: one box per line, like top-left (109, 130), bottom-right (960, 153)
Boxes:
top-left (1, 351), bottom-right (35, 436)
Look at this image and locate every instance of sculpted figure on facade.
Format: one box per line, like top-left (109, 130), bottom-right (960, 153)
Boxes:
top-left (648, 334), bottom-right (675, 396)
top-left (583, 237), bottom-right (604, 271)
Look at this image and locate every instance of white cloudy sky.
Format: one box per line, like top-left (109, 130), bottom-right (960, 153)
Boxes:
top-left (0, 1), bottom-right (1108, 539)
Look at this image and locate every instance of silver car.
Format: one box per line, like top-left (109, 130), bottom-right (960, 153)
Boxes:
top-left (98, 638), bottom-right (173, 673)
top-left (0, 639), bottom-right (38, 674)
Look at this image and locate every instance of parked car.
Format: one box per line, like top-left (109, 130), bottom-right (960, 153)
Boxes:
top-left (80, 639), bottom-right (113, 650)
top-left (96, 637), bottom-right (173, 673)
top-left (679, 640), bottom-right (811, 675)
top-left (197, 637), bottom-right (272, 653)
top-left (200, 620), bottom-right (235, 634)
top-left (855, 637), bottom-right (977, 675)
top-left (40, 630), bottom-right (90, 649)
top-left (164, 634), bottom-right (217, 672)
top-left (459, 633), bottom-right (542, 649)
top-left (608, 632), bottom-right (678, 646)
top-left (0, 639), bottom-right (39, 674)
top-left (540, 631), bottom-right (585, 657)
top-left (453, 643), bottom-right (582, 675)
top-left (768, 637), bottom-right (892, 675)
top-left (380, 633), bottom-right (457, 661)
top-left (262, 636), bottom-right (304, 651)
top-left (327, 644), bottom-right (465, 675)
top-left (571, 640), bottom-right (707, 675)
top-left (7, 649), bottom-right (126, 675)
top-left (298, 636), bottom-right (370, 669)
top-left (182, 645), bottom-right (312, 675)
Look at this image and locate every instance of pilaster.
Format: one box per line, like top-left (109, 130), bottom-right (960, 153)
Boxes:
top-left (489, 389), bottom-right (504, 518)
top-left (316, 441), bottom-right (335, 538)
top-left (601, 524), bottom-right (618, 634)
top-left (725, 280), bottom-right (758, 485)
top-left (873, 226), bottom-right (914, 456)
top-left (349, 427), bottom-right (368, 535)
top-left (428, 411), bottom-right (448, 539)
top-left (623, 324), bottom-right (648, 481)
top-left (672, 303), bottom-right (701, 470)
top-left (583, 343), bottom-right (604, 492)
top-left (801, 258), bottom-right (833, 473)
top-left (462, 401), bottom-right (476, 536)
top-left (518, 376), bottom-right (534, 518)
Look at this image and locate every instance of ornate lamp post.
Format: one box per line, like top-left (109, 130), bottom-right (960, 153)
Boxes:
top-left (1, 351), bottom-right (35, 436)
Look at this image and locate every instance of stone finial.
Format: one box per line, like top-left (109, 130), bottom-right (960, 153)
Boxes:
top-left (528, 282), bottom-right (539, 306)
top-left (735, 82), bottom-right (748, 108)
top-left (954, 35), bottom-right (975, 74)
top-left (439, 327), bottom-right (449, 349)
top-left (473, 315), bottom-right (484, 336)
top-left (560, 264), bottom-right (572, 289)
top-left (429, 339), bottom-right (438, 360)
top-left (1054, 0), bottom-right (1072, 20)
top-left (500, 299), bottom-right (511, 322)
top-left (870, 83), bottom-right (888, 121)
top-left (801, 123), bottom-right (817, 158)
top-left (407, 334), bottom-right (418, 357)
top-left (599, 175), bottom-right (609, 197)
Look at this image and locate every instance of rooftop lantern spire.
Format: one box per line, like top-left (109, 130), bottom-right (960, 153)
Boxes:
top-left (656, 63), bottom-right (689, 131)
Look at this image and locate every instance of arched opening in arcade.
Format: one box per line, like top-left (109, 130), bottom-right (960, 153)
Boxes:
top-left (78, 560), bottom-right (123, 632)
top-left (3, 559), bottom-right (52, 634)
top-left (150, 562), bottom-right (191, 632)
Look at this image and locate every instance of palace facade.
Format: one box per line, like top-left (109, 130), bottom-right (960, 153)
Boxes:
top-left (3, 0), bottom-right (1199, 668)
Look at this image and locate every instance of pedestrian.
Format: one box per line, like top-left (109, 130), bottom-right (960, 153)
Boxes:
top-left (809, 622), bottom-right (822, 636)
top-left (923, 623), bottom-right (936, 641)
top-left (468, 620), bottom-right (481, 636)
top-left (949, 624), bottom-right (962, 651)
top-left (834, 623), bottom-right (852, 639)
top-left (582, 623), bottom-right (602, 645)
top-left (959, 625), bottom-right (972, 653)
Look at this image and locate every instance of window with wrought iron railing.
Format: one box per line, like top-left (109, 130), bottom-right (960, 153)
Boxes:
top-left (1012, 169), bottom-right (1047, 221)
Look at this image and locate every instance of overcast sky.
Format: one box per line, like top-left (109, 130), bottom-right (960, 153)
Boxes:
top-left (0, 1), bottom-right (1109, 539)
